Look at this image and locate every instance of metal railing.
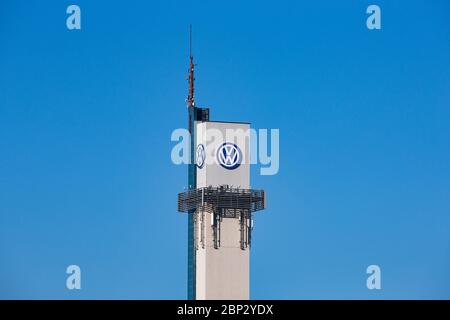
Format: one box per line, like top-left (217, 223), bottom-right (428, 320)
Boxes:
top-left (178, 185), bottom-right (266, 213)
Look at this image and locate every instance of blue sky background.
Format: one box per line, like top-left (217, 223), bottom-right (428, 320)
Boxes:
top-left (1, 0), bottom-right (449, 299)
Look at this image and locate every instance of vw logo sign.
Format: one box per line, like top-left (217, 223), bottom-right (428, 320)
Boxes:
top-left (196, 144), bottom-right (205, 169)
top-left (217, 143), bottom-right (242, 170)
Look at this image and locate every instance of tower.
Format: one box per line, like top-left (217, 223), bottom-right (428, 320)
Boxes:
top-left (178, 27), bottom-right (266, 300)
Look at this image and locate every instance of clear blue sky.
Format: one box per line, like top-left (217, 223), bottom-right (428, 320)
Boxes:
top-left (1, 0), bottom-right (449, 299)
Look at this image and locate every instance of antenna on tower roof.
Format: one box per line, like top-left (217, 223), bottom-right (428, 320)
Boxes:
top-left (189, 24), bottom-right (193, 58)
top-left (187, 24), bottom-right (195, 108)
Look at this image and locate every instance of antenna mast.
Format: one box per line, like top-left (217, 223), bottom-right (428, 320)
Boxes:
top-left (187, 25), bottom-right (195, 108)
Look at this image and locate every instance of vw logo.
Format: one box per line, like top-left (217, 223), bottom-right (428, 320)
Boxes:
top-left (196, 144), bottom-right (205, 169)
top-left (217, 143), bottom-right (242, 170)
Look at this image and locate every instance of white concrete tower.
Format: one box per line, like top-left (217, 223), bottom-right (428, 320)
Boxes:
top-left (178, 27), bottom-right (265, 299)
top-left (178, 121), bottom-right (266, 300)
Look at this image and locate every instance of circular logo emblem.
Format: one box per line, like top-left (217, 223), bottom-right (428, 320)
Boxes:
top-left (196, 144), bottom-right (205, 168)
top-left (217, 143), bottom-right (242, 170)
